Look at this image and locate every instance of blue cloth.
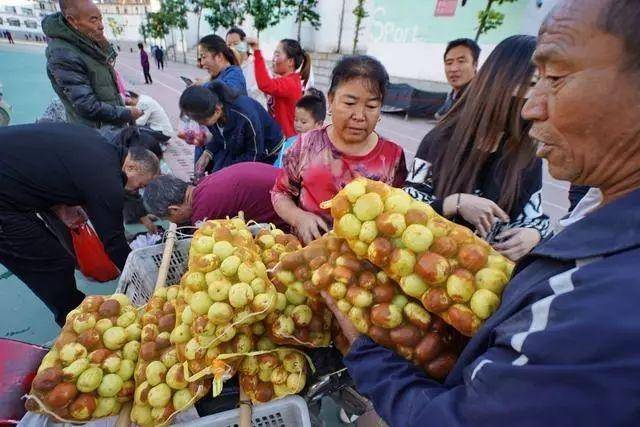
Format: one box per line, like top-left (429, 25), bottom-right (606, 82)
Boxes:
top-left (344, 187), bottom-right (640, 427)
top-left (204, 95), bottom-right (283, 172)
top-left (273, 135), bottom-right (298, 168)
top-left (203, 65), bottom-right (247, 96)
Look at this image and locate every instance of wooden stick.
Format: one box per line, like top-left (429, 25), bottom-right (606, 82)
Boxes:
top-left (115, 402), bottom-right (132, 427)
top-left (239, 388), bottom-right (252, 427)
top-left (154, 222), bottom-right (178, 291)
top-left (116, 223), bottom-right (178, 427)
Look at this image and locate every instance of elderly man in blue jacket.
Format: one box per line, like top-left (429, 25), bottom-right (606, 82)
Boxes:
top-left (324, 1), bottom-right (640, 426)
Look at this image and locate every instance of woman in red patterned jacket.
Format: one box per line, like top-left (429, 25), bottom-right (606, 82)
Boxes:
top-left (272, 55), bottom-right (407, 243)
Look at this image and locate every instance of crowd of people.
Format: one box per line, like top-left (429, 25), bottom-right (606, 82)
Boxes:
top-left (1, 0), bottom-right (639, 425)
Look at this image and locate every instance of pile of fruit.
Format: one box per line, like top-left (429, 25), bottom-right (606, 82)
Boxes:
top-left (327, 177), bottom-right (515, 336)
top-left (131, 285), bottom-right (210, 426)
top-left (238, 349), bottom-right (308, 404)
top-left (25, 294), bottom-right (140, 421)
top-left (254, 227), bottom-right (302, 269)
top-left (162, 220), bottom-right (278, 389)
top-left (272, 234), bottom-right (467, 379)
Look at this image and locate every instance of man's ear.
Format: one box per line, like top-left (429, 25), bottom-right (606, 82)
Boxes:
top-left (65, 14), bottom-right (78, 30)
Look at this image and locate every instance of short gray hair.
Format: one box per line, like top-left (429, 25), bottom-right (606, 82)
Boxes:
top-left (598, 0), bottom-right (640, 72)
top-left (128, 146), bottom-right (160, 176)
top-left (143, 174), bottom-right (189, 217)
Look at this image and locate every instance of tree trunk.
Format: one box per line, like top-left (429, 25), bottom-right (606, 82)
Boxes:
top-left (296, 2), bottom-right (302, 41)
top-left (180, 28), bottom-right (186, 63)
top-left (196, 9), bottom-right (202, 44)
top-left (337, 0), bottom-right (346, 53)
top-left (171, 29), bottom-right (177, 61)
top-left (475, 0), bottom-right (494, 42)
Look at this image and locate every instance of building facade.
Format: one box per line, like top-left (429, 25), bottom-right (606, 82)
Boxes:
top-left (96, 0), bottom-right (154, 43)
top-left (0, 0), bottom-right (58, 38)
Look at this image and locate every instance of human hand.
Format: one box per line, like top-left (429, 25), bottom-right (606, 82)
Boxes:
top-left (292, 210), bottom-right (329, 244)
top-left (320, 290), bottom-right (361, 347)
top-left (140, 215), bottom-right (159, 234)
top-left (447, 194), bottom-right (510, 238)
top-left (51, 204), bottom-right (87, 229)
top-left (128, 107), bottom-right (144, 120)
top-left (493, 227), bottom-right (541, 261)
top-left (195, 150), bottom-right (212, 175)
top-left (246, 37), bottom-right (259, 51)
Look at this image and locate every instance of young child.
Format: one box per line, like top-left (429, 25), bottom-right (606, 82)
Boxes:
top-left (274, 89), bottom-right (326, 168)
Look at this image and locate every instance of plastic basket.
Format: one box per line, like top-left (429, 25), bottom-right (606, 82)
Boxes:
top-left (172, 396), bottom-right (311, 427)
top-left (115, 238), bottom-right (192, 306)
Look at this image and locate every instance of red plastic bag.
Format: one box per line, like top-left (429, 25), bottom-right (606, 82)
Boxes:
top-left (71, 222), bottom-right (119, 282)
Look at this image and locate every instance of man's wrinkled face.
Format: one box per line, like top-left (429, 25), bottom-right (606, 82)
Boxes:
top-left (444, 45), bottom-right (476, 91)
top-left (522, 0), bottom-right (640, 188)
top-left (66, 1), bottom-right (105, 44)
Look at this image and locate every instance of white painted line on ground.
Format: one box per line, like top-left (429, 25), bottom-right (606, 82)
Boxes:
top-left (118, 61), bottom-right (182, 95)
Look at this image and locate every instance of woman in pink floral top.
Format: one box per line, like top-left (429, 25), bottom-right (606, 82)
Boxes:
top-left (272, 56), bottom-right (407, 243)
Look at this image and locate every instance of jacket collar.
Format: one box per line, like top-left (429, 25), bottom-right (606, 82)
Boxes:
top-left (533, 187), bottom-right (640, 260)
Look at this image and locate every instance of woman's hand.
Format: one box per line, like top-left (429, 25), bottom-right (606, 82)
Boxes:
top-left (493, 227), bottom-right (541, 261)
top-left (246, 37), bottom-right (259, 51)
top-left (321, 290), bottom-right (361, 346)
top-left (292, 210), bottom-right (329, 244)
top-left (195, 150), bottom-right (212, 176)
top-left (445, 194), bottom-right (510, 238)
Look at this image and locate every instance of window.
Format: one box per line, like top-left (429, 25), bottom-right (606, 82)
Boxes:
top-left (124, 7), bottom-right (127, 14)
top-left (25, 20), bottom-right (38, 29)
top-left (0, 17), bottom-right (3, 25)
top-left (8, 18), bottom-right (21, 27)
top-left (22, 7), bottom-right (34, 16)
top-left (5, 6), bottom-right (17, 14)
top-left (116, 6), bottom-right (120, 13)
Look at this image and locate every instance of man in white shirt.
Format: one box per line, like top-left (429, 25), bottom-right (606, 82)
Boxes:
top-left (125, 91), bottom-right (174, 137)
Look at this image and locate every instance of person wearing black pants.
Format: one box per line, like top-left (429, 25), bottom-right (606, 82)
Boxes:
top-left (0, 211), bottom-right (84, 326)
top-left (155, 47), bottom-right (164, 70)
top-left (0, 123), bottom-right (160, 326)
top-left (139, 42), bottom-right (152, 84)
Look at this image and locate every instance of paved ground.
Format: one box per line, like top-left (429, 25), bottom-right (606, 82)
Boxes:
top-left (114, 49), bottom-right (570, 222)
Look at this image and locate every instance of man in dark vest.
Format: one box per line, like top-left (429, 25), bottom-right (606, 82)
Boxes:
top-left (43, 0), bottom-right (143, 129)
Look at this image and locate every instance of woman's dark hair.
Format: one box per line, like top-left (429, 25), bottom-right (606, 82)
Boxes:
top-left (296, 93), bottom-right (327, 123)
top-left (137, 42), bottom-right (143, 50)
top-left (226, 27), bottom-right (246, 40)
top-left (280, 39), bottom-right (311, 87)
top-left (179, 81), bottom-right (238, 122)
top-left (199, 34), bottom-right (239, 67)
top-left (433, 35), bottom-right (538, 214)
top-left (126, 90), bottom-right (139, 99)
top-left (115, 126), bottom-right (166, 160)
top-left (328, 55), bottom-right (389, 101)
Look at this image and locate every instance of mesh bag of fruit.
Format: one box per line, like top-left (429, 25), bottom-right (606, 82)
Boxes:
top-left (254, 226), bottom-right (302, 270)
top-left (236, 349), bottom-right (310, 404)
top-left (274, 234), bottom-right (467, 379)
top-left (264, 235), bottom-right (342, 349)
top-left (324, 177), bottom-right (515, 336)
top-left (24, 294), bottom-right (141, 423)
top-left (131, 285), bottom-right (210, 426)
top-left (173, 219), bottom-right (282, 390)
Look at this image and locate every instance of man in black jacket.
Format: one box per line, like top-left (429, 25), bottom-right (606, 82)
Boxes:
top-left (43, 0), bottom-right (142, 129)
top-left (0, 123), bottom-right (159, 326)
